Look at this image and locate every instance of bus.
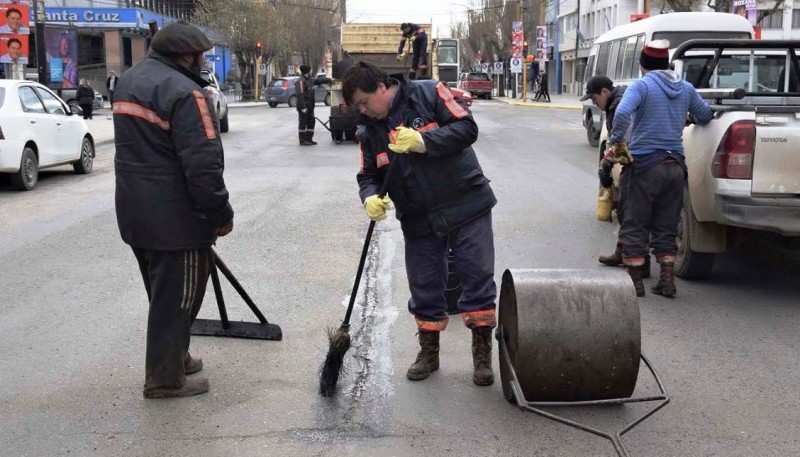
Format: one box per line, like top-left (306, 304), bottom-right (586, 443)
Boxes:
top-left (436, 38), bottom-right (460, 87)
top-left (581, 12), bottom-right (755, 147)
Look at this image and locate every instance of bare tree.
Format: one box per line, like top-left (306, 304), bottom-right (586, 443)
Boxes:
top-left (651, 0), bottom-right (784, 24)
top-left (275, 0), bottom-right (339, 74)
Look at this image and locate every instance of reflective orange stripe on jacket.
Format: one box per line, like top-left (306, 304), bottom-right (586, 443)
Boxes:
top-left (113, 102), bottom-right (170, 131)
top-left (192, 90), bottom-right (217, 140)
top-left (436, 82), bottom-right (468, 119)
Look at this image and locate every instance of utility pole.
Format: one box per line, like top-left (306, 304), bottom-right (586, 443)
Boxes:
top-left (573, 0), bottom-right (581, 95)
top-left (33, 0), bottom-right (46, 85)
top-left (519, 0), bottom-right (527, 101)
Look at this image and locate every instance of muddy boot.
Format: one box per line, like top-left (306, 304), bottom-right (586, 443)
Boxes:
top-left (184, 352), bottom-right (203, 375)
top-left (406, 331), bottom-right (440, 381)
top-left (651, 261), bottom-right (676, 298)
top-left (625, 265), bottom-right (646, 297)
top-left (471, 327), bottom-right (494, 386)
top-left (143, 377), bottom-right (209, 399)
top-left (598, 244), bottom-right (623, 266)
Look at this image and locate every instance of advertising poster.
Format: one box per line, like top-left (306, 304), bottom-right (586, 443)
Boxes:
top-left (732, 0), bottom-right (758, 26)
top-left (511, 21), bottom-right (524, 59)
top-left (0, 33), bottom-right (27, 64)
top-left (0, 3), bottom-right (30, 34)
top-left (536, 26), bottom-right (549, 62)
top-left (45, 27), bottom-right (78, 88)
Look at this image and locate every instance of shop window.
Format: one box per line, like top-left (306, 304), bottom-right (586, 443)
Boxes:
top-left (79, 34), bottom-right (104, 66)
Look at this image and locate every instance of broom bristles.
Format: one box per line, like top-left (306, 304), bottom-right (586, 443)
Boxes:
top-left (319, 328), bottom-right (351, 397)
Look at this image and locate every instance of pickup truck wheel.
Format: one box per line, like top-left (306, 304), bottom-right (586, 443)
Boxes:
top-left (268, 102), bottom-right (278, 108)
top-left (486, 93), bottom-right (492, 100)
top-left (676, 190), bottom-right (715, 279)
top-left (219, 111), bottom-right (229, 133)
top-left (586, 113), bottom-right (600, 147)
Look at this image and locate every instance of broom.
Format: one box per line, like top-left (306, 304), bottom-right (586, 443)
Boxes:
top-left (320, 160), bottom-right (396, 397)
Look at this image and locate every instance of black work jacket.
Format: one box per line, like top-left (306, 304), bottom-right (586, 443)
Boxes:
top-left (604, 85), bottom-right (627, 132)
top-left (113, 51), bottom-right (233, 250)
top-left (357, 76), bottom-right (496, 238)
top-left (295, 74), bottom-right (315, 111)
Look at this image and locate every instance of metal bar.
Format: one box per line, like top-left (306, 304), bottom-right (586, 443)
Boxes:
top-left (212, 250), bottom-right (268, 324)
top-left (209, 259), bottom-right (229, 329)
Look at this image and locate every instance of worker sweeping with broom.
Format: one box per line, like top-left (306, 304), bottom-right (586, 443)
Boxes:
top-left (319, 61), bottom-right (497, 396)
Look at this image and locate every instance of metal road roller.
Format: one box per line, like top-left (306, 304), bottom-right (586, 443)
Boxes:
top-left (497, 269), bottom-right (670, 457)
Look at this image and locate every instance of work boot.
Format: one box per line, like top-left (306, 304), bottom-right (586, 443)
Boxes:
top-left (625, 265), bottom-right (646, 297)
top-left (598, 245), bottom-right (623, 266)
top-left (184, 352), bottom-right (203, 375)
top-left (651, 261), bottom-right (677, 298)
top-left (406, 331), bottom-right (440, 381)
top-left (143, 377), bottom-right (209, 399)
top-left (307, 131), bottom-right (318, 145)
top-left (299, 132), bottom-right (313, 145)
top-left (471, 326), bottom-right (494, 386)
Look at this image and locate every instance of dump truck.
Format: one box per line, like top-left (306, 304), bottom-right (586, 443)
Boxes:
top-left (323, 23), bottom-right (437, 143)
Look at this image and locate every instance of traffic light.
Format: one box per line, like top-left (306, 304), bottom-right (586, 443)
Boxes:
top-left (255, 40), bottom-right (263, 51)
top-left (523, 40), bottom-right (528, 56)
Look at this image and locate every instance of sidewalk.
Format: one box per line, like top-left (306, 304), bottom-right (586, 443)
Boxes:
top-left (493, 90), bottom-right (583, 110)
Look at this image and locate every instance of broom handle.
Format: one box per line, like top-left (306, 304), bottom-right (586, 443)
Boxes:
top-left (341, 159), bottom-right (397, 328)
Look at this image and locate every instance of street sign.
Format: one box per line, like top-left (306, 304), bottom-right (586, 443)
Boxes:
top-left (510, 57), bottom-right (522, 74)
top-left (259, 63), bottom-right (267, 72)
top-left (288, 65), bottom-right (295, 75)
top-left (204, 54), bottom-right (221, 62)
top-left (480, 62), bottom-right (489, 73)
top-left (494, 62), bottom-right (503, 73)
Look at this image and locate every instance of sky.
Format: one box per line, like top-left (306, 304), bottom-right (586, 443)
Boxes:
top-left (345, 0), bottom-right (479, 37)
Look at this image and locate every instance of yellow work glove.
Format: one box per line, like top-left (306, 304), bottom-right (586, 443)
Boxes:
top-left (396, 52), bottom-right (407, 61)
top-left (364, 195), bottom-right (391, 221)
top-left (388, 127), bottom-right (425, 153)
top-left (611, 142), bottom-right (634, 165)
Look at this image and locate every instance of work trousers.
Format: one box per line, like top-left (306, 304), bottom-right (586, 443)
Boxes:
top-left (132, 247), bottom-right (211, 389)
top-left (405, 211), bottom-right (497, 331)
top-left (619, 160), bottom-right (686, 265)
top-left (297, 108), bottom-right (315, 132)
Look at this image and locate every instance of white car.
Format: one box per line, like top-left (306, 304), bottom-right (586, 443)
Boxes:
top-left (0, 80), bottom-right (94, 191)
top-left (200, 70), bottom-right (229, 133)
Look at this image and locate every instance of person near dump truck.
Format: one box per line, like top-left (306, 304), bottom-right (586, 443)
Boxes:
top-left (295, 64), bottom-right (332, 145)
top-left (580, 76), bottom-right (652, 278)
top-left (397, 22), bottom-right (428, 80)
top-left (607, 40), bottom-right (713, 298)
top-left (342, 61), bottom-right (498, 386)
top-left (113, 21), bottom-right (234, 398)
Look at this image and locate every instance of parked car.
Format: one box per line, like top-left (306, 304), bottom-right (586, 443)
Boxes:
top-left (200, 70), bottom-right (229, 133)
top-left (0, 80), bottom-right (95, 190)
top-left (55, 87), bottom-right (104, 110)
top-left (459, 72), bottom-right (493, 99)
top-left (265, 76), bottom-right (330, 108)
top-left (449, 87), bottom-right (473, 106)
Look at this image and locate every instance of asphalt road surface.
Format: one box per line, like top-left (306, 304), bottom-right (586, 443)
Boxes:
top-left (1, 100), bottom-right (798, 457)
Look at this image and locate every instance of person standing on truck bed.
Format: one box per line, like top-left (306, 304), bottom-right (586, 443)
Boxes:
top-left (608, 39), bottom-right (713, 298)
top-left (397, 23), bottom-right (428, 80)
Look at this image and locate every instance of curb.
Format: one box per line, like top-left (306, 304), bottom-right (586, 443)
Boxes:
top-left (494, 98), bottom-right (582, 110)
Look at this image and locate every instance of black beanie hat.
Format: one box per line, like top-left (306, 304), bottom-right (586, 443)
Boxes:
top-left (640, 39), bottom-right (670, 71)
top-left (299, 64), bottom-right (311, 74)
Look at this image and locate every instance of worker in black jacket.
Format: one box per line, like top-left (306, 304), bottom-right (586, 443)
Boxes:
top-left (113, 21), bottom-right (234, 399)
top-left (397, 23), bottom-right (428, 79)
top-left (295, 64), bottom-right (331, 145)
top-left (343, 61), bottom-right (497, 387)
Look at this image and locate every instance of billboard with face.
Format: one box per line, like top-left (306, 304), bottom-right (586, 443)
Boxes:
top-left (45, 26), bottom-right (79, 88)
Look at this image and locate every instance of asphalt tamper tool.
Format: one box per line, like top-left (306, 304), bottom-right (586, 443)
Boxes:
top-left (190, 249), bottom-right (282, 340)
top-left (497, 268), bottom-right (669, 456)
top-left (319, 160), bottom-right (396, 397)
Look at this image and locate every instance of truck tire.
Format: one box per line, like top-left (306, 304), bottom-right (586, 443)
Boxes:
top-left (586, 112), bottom-right (600, 147)
top-left (676, 189), bottom-right (715, 279)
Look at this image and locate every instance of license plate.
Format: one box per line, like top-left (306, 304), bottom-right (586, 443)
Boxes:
top-left (269, 97), bottom-right (276, 101)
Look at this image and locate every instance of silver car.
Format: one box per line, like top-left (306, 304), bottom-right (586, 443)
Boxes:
top-left (200, 70), bottom-right (229, 133)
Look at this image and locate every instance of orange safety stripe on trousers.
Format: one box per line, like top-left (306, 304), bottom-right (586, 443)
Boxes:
top-left (415, 317), bottom-right (449, 332)
top-left (113, 102), bottom-right (170, 130)
top-left (461, 309), bottom-right (496, 328)
top-left (436, 82), bottom-right (469, 119)
top-left (192, 90), bottom-right (217, 140)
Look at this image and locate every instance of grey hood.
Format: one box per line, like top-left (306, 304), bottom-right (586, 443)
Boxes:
top-left (647, 70), bottom-right (683, 99)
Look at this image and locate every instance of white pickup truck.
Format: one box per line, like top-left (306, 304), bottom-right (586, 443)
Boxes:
top-left (671, 39), bottom-right (800, 278)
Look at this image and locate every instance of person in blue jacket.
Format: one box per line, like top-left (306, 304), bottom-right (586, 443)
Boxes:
top-left (608, 40), bottom-right (713, 298)
top-left (397, 23), bottom-right (428, 79)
